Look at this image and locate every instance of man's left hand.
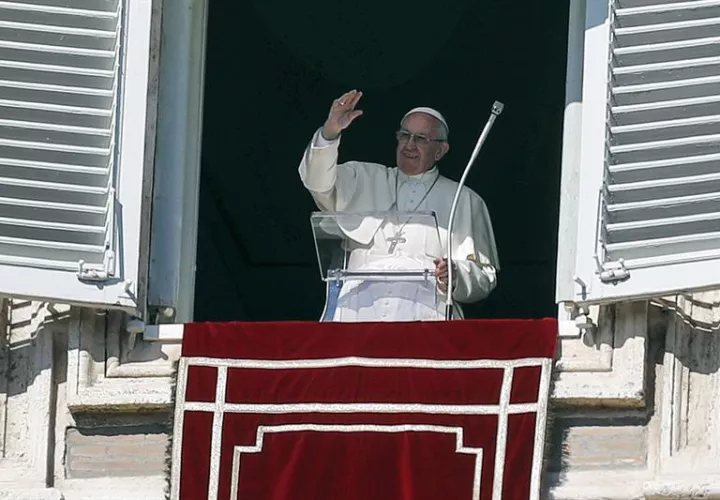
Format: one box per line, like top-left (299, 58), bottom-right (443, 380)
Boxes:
top-left (433, 258), bottom-right (455, 293)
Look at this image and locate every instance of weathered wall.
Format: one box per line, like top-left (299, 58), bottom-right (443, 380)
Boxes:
top-left (0, 301), bottom-right (176, 500)
top-left (0, 297), bottom-right (719, 499)
top-left (549, 296), bottom-right (720, 499)
top-left (65, 415), bottom-right (168, 480)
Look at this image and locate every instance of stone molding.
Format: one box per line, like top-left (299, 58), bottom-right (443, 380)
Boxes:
top-left (0, 300), bottom-right (67, 490)
top-left (553, 301), bottom-right (648, 406)
top-left (66, 309), bottom-right (180, 411)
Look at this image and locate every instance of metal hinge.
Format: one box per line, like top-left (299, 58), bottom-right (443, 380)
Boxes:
top-left (76, 241), bottom-right (116, 282)
top-left (77, 247), bottom-right (116, 281)
top-left (597, 258), bottom-right (630, 284)
top-left (77, 187), bottom-right (116, 283)
top-left (77, 258), bottom-right (111, 282)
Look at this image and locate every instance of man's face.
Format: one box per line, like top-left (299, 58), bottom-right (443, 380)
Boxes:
top-left (396, 113), bottom-right (449, 175)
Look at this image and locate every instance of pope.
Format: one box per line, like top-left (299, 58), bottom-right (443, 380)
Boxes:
top-left (299, 89), bottom-right (499, 321)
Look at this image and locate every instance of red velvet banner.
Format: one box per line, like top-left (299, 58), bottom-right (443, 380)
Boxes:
top-left (169, 319), bottom-right (557, 500)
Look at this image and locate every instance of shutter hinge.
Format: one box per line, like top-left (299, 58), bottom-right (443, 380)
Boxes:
top-left (77, 260), bottom-right (109, 282)
top-left (597, 258), bottom-right (630, 284)
top-left (77, 186), bottom-right (117, 283)
top-left (76, 249), bottom-right (115, 283)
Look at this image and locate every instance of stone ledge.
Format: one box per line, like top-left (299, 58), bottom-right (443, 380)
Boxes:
top-left (143, 324), bottom-right (184, 342)
top-left (548, 472), bottom-right (720, 500)
top-left (551, 301), bottom-right (648, 408)
top-left (61, 476), bottom-right (167, 500)
top-left (0, 488), bottom-right (62, 500)
top-left (643, 476), bottom-right (720, 500)
top-left (66, 379), bottom-right (174, 412)
top-left (548, 470), bottom-right (648, 500)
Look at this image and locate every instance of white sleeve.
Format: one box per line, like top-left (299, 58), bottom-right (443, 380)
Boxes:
top-left (452, 260), bottom-right (497, 303)
top-left (298, 128), bottom-right (341, 196)
top-left (298, 128), bottom-right (358, 212)
top-left (313, 129), bottom-right (338, 148)
top-left (448, 192), bottom-right (500, 303)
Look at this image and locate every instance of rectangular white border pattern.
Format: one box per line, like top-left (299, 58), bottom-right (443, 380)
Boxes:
top-left (229, 425), bottom-right (484, 500)
top-left (169, 356), bottom-right (553, 500)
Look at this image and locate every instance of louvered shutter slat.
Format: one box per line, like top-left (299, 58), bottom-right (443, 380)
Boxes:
top-left (0, 19), bottom-right (117, 39)
top-left (0, 0), bottom-right (117, 272)
top-left (0, 216), bottom-right (105, 256)
top-left (602, 0), bottom-right (720, 268)
top-left (0, 234), bottom-right (104, 263)
top-left (0, 216), bottom-right (103, 230)
top-left (0, 253), bottom-right (84, 271)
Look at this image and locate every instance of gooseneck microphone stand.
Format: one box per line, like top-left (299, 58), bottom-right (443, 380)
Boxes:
top-left (445, 101), bottom-right (504, 320)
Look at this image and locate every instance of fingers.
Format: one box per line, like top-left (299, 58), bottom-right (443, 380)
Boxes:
top-left (332, 93), bottom-right (348, 108)
top-left (349, 90), bottom-right (362, 108)
top-left (433, 258), bottom-right (452, 292)
top-left (347, 109), bottom-right (363, 124)
top-left (334, 89), bottom-right (362, 109)
top-left (328, 90), bottom-right (363, 133)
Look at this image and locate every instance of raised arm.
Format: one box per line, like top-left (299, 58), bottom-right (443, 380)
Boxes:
top-left (298, 90), bottom-right (363, 211)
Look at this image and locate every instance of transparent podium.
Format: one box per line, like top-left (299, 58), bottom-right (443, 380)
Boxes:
top-left (311, 210), bottom-right (445, 322)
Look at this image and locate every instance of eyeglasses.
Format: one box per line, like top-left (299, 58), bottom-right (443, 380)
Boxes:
top-left (395, 130), bottom-right (445, 146)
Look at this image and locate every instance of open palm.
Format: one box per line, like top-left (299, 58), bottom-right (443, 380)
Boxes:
top-left (322, 90), bottom-right (363, 140)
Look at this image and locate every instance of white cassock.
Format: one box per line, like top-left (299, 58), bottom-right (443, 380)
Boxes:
top-left (299, 129), bottom-right (500, 321)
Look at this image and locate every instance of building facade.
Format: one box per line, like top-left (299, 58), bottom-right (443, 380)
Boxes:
top-left (1, 0), bottom-right (719, 498)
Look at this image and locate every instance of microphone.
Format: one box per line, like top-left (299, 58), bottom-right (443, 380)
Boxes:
top-left (444, 101), bottom-right (504, 320)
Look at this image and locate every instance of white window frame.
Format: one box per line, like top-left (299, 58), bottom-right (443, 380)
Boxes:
top-left (145, 0), bottom-right (207, 323)
top-left (558, 0), bottom-right (720, 307)
top-left (0, 0), bottom-right (155, 312)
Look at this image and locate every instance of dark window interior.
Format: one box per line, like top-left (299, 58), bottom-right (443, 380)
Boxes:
top-left (193, 0), bottom-right (570, 321)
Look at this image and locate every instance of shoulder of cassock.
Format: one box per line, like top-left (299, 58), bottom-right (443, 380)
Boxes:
top-left (331, 160), bottom-right (395, 210)
top-left (436, 175), bottom-right (501, 271)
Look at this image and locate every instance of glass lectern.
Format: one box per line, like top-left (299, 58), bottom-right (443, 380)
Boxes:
top-left (311, 210), bottom-right (444, 322)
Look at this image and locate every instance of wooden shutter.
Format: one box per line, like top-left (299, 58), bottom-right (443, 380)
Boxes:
top-left (0, 0), bottom-right (154, 309)
top-left (571, 0), bottom-right (720, 304)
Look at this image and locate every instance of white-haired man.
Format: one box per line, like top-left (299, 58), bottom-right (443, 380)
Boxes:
top-left (299, 89), bottom-right (499, 321)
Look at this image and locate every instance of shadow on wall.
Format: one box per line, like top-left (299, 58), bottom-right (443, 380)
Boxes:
top-left (0, 299), bottom-right (67, 399)
top-left (658, 293), bottom-right (720, 376)
top-left (544, 295), bottom-right (720, 490)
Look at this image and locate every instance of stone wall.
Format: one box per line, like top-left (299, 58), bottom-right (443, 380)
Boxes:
top-left (0, 301), bottom-right (175, 499)
top-left (65, 415), bottom-right (168, 480)
top-left (0, 297), bottom-right (719, 499)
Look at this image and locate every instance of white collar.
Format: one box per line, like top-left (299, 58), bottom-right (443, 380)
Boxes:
top-left (397, 166), bottom-right (439, 185)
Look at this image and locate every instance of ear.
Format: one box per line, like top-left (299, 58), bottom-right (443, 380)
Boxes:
top-left (435, 142), bottom-right (450, 161)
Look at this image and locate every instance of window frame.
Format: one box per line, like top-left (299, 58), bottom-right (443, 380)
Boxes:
top-left (145, 0), bottom-right (207, 323)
